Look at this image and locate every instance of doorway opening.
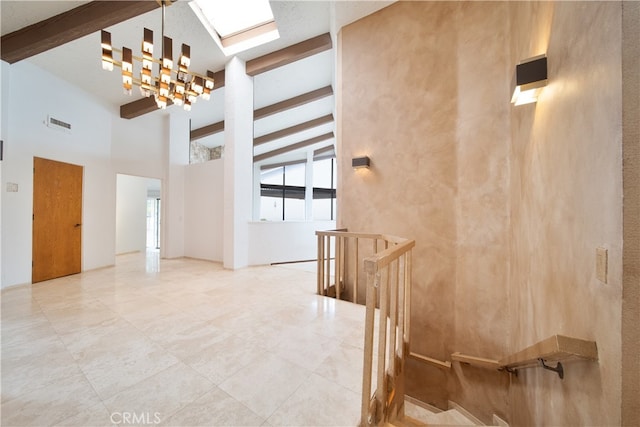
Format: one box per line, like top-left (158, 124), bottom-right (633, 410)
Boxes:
top-left (116, 174), bottom-right (161, 264)
top-left (146, 197), bottom-right (161, 250)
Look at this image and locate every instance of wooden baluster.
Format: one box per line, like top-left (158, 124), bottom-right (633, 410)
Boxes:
top-left (336, 236), bottom-right (342, 300)
top-left (405, 250), bottom-right (412, 344)
top-left (376, 269), bottom-right (388, 423)
top-left (361, 270), bottom-right (377, 426)
top-left (317, 234), bottom-right (323, 295)
top-left (397, 255), bottom-right (406, 360)
top-left (325, 235), bottom-right (331, 296)
top-left (354, 237), bottom-right (359, 304)
top-left (388, 260), bottom-right (399, 384)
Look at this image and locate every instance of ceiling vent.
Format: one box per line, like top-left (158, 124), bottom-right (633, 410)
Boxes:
top-left (46, 115), bottom-right (72, 133)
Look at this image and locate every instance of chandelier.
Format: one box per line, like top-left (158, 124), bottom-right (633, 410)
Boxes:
top-left (100, 0), bottom-right (214, 111)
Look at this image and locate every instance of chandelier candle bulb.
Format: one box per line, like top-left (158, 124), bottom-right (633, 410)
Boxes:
top-left (205, 71), bottom-right (215, 89)
top-left (179, 44), bottom-right (190, 68)
top-left (101, 30), bottom-right (113, 71)
top-left (162, 36), bottom-right (173, 69)
top-left (143, 28), bottom-right (153, 55)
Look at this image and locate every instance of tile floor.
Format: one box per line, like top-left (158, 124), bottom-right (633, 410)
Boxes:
top-left (1, 252), bottom-right (368, 426)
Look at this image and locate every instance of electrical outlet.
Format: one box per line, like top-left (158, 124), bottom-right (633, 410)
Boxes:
top-left (6, 182), bottom-right (18, 192)
top-left (596, 247), bottom-right (608, 284)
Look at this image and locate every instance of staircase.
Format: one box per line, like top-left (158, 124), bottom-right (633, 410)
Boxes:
top-left (316, 229), bottom-right (598, 427)
top-left (385, 400), bottom-right (507, 427)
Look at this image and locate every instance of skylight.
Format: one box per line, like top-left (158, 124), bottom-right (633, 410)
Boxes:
top-left (189, 0), bottom-right (280, 56)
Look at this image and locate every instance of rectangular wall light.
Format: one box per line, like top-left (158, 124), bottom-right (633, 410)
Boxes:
top-left (352, 156), bottom-right (370, 169)
top-left (511, 54), bottom-right (547, 106)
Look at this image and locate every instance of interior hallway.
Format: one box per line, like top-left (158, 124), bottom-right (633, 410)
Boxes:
top-left (1, 252), bottom-right (366, 426)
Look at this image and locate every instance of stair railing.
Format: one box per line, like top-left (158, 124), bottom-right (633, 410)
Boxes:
top-left (316, 229), bottom-right (397, 302)
top-left (361, 237), bottom-right (415, 426)
top-left (316, 229), bottom-right (415, 426)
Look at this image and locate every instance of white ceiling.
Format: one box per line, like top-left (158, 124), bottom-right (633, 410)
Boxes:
top-left (1, 0), bottom-right (394, 162)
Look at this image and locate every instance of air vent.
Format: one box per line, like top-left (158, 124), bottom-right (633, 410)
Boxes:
top-left (46, 115), bottom-right (72, 133)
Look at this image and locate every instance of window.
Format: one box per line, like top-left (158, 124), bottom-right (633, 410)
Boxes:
top-left (259, 163), bottom-right (305, 221)
top-left (258, 157), bottom-right (337, 221)
top-left (189, 0), bottom-right (279, 56)
top-left (312, 158), bottom-right (337, 220)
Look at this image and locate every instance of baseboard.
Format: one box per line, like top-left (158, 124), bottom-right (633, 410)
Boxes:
top-left (115, 250), bottom-right (142, 256)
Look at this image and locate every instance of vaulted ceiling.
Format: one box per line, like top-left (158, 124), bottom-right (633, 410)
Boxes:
top-left (0, 0), bottom-right (394, 166)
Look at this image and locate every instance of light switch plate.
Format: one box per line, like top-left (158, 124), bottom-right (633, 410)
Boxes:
top-left (596, 247), bottom-right (608, 284)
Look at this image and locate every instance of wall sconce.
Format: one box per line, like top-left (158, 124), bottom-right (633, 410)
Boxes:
top-left (511, 54), bottom-right (547, 106)
top-left (352, 156), bottom-right (370, 169)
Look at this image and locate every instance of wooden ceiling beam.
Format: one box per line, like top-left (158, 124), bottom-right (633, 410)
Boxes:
top-left (313, 145), bottom-right (335, 157)
top-left (254, 114), bottom-right (333, 146)
top-left (246, 33), bottom-right (332, 76)
top-left (191, 121), bottom-right (224, 141)
top-left (254, 132), bottom-right (334, 163)
top-left (210, 69), bottom-right (226, 90)
top-left (120, 97), bottom-right (171, 120)
top-left (192, 83), bottom-right (331, 139)
top-left (254, 86), bottom-right (333, 121)
top-left (1, 1), bottom-right (163, 64)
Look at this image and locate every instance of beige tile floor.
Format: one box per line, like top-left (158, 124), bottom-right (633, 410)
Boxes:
top-left (1, 252), bottom-right (367, 426)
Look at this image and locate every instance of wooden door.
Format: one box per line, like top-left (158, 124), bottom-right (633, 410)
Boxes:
top-left (32, 157), bottom-right (83, 283)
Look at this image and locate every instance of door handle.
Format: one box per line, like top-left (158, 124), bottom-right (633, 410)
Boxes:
top-left (74, 223), bottom-right (82, 227)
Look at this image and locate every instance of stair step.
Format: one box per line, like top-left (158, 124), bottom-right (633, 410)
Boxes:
top-left (389, 398), bottom-right (506, 427)
top-left (385, 415), bottom-right (428, 427)
top-left (429, 409), bottom-right (478, 425)
top-left (404, 400), bottom-right (439, 423)
top-left (401, 400), bottom-right (495, 426)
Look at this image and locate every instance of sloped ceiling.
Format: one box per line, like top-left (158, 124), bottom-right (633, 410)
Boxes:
top-left (1, 0), bottom-right (394, 164)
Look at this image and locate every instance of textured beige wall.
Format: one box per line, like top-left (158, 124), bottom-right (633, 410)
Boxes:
top-left (338, 1), bottom-right (459, 407)
top-left (451, 2), bottom-right (511, 421)
top-left (621, 2), bottom-right (639, 426)
top-left (339, 1), bottom-right (625, 425)
top-left (509, 2), bottom-right (623, 425)
top-left (339, 1), bottom-right (513, 418)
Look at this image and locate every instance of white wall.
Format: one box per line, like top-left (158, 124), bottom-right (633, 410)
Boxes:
top-left (115, 174), bottom-right (148, 255)
top-left (111, 112), bottom-right (165, 179)
top-left (184, 159), bottom-right (224, 261)
top-left (223, 57), bottom-right (254, 269)
top-left (0, 61), bottom-right (9, 283)
top-left (162, 113), bottom-right (189, 259)
top-left (0, 60), bottom-right (338, 287)
top-left (248, 220), bottom-right (336, 265)
top-left (1, 61), bottom-right (116, 288)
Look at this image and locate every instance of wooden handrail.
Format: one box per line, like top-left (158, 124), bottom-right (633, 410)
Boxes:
top-left (410, 352), bottom-right (452, 370)
top-left (316, 229), bottom-right (405, 241)
top-left (361, 235), bottom-right (415, 426)
top-left (499, 335), bottom-right (598, 370)
top-left (451, 352), bottom-right (501, 370)
top-left (364, 239), bottom-right (415, 273)
top-left (315, 229), bottom-right (413, 302)
top-left (451, 335), bottom-right (598, 378)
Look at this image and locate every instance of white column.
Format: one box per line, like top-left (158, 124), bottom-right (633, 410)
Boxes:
top-left (223, 57), bottom-right (254, 269)
top-left (252, 163), bottom-right (261, 221)
top-left (305, 151), bottom-right (314, 220)
top-left (161, 113), bottom-right (189, 258)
